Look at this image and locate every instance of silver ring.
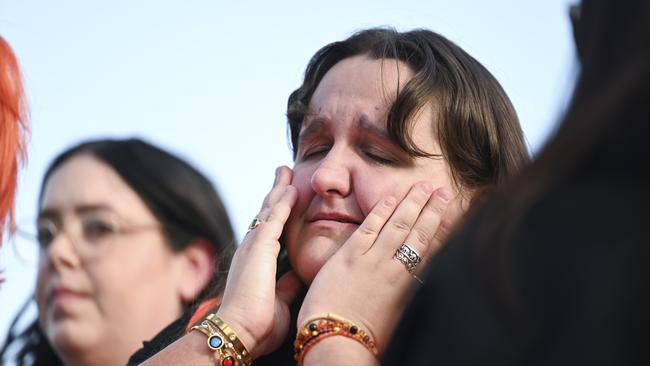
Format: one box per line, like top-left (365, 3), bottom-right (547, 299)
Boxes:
top-left (248, 217), bottom-right (261, 232)
top-left (393, 243), bottom-right (422, 274)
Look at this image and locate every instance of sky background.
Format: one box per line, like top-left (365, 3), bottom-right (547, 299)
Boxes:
top-left (0, 0), bottom-right (576, 344)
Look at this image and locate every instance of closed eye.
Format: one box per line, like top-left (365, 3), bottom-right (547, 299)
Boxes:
top-left (299, 145), bottom-right (331, 161)
top-left (360, 147), bottom-right (403, 166)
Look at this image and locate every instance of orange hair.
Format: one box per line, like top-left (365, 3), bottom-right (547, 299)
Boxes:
top-left (0, 36), bottom-right (29, 243)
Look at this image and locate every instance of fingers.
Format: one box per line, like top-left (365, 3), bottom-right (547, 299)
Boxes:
top-left (371, 182), bottom-right (436, 255)
top-left (257, 166), bottom-right (293, 222)
top-left (401, 187), bottom-right (452, 261)
top-left (364, 183), bottom-right (452, 277)
top-left (245, 186), bottom-right (297, 248)
top-left (339, 196), bottom-right (398, 255)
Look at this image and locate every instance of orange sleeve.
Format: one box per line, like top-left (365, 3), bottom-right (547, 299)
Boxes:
top-left (185, 297), bottom-right (221, 333)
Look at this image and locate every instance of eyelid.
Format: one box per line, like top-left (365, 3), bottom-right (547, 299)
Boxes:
top-left (298, 143), bottom-right (331, 160)
top-left (360, 145), bottom-right (402, 165)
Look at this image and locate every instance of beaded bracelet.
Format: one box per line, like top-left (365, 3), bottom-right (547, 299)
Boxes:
top-left (190, 314), bottom-right (253, 366)
top-left (293, 313), bottom-right (378, 364)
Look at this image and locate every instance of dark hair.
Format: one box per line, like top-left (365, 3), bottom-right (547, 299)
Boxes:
top-left (39, 138), bottom-right (236, 296)
top-left (471, 0), bottom-right (650, 253)
top-left (445, 0), bottom-right (650, 345)
top-left (287, 28), bottom-right (530, 199)
top-left (1, 137), bottom-right (236, 365)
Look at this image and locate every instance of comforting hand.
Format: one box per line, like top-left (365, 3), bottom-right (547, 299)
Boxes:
top-left (216, 166), bottom-right (302, 358)
top-left (298, 182), bottom-right (456, 355)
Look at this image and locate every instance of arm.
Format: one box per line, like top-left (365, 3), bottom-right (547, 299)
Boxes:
top-left (141, 166), bottom-right (301, 365)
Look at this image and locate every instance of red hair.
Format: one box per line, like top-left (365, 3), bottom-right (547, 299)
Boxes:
top-left (0, 36), bottom-right (29, 243)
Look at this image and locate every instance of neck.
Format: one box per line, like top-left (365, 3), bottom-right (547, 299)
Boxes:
top-left (58, 342), bottom-right (130, 366)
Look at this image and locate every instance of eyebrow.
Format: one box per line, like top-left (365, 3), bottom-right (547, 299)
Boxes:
top-left (298, 114), bottom-right (395, 145)
top-left (297, 117), bottom-right (327, 145)
top-left (38, 204), bottom-right (116, 221)
top-left (356, 115), bottom-right (392, 142)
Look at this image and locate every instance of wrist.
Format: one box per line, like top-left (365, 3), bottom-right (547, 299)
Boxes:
top-left (191, 311), bottom-right (255, 364)
top-left (294, 314), bottom-right (378, 365)
top-left (303, 336), bottom-right (378, 366)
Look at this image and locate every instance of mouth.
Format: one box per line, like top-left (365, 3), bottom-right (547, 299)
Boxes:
top-left (307, 212), bottom-right (362, 226)
top-left (48, 285), bottom-right (89, 306)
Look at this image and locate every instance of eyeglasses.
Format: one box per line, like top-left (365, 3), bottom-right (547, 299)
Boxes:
top-left (17, 211), bottom-right (161, 260)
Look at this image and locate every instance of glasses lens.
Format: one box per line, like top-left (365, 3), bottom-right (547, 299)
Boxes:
top-left (13, 219), bottom-right (41, 263)
top-left (36, 220), bottom-right (57, 249)
top-left (82, 215), bottom-right (119, 241)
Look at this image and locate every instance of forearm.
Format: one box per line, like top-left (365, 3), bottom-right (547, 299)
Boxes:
top-left (139, 332), bottom-right (216, 366)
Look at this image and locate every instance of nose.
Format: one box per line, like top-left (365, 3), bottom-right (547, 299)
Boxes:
top-left (310, 149), bottom-right (352, 198)
top-left (45, 231), bottom-right (81, 270)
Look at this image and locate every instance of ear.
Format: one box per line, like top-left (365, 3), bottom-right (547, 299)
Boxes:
top-left (173, 238), bottom-right (216, 303)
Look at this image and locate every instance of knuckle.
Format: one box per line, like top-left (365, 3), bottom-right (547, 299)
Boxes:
top-left (261, 196), bottom-right (272, 210)
top-left (414, 227), bottom-right (434, 246)
top-left (265, 211), bottom-right (277, 222)
top-left (428, 200), bottom-right (447, 215)
top-left (433, 229), bottom-right (448, 246)
top-left (357, 224), bottom-right (379, 237)
top-left (342, 255), bottom-right (357, 269)
top-left (390, 219), bottom-right (411, 233)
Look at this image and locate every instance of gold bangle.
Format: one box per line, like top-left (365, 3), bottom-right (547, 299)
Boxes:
top-left (205, 313), bottom-right (253, 366)
top-left (190, 320), bottom-right (239, 366)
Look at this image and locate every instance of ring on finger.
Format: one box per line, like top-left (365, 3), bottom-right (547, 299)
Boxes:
top-left (393, 243), bottom-right (422, 274)
top-left (248, 217), bottom-right (262, 232)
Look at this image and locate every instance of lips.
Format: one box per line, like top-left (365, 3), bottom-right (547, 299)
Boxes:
top-left (307, 211), bottom-right (363, 225)
top-left (48, 284), bottom-right (89, 306)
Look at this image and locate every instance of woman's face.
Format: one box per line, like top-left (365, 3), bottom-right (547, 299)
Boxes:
top-left (35, 154), bottom-right (187, 364)
top-left (285, 55), bottom-right (465, 284)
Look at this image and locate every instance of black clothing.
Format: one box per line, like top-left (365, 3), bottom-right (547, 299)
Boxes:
top-left (128, 298), bottom-right (302, 366)
top-left (383, 121), bottom-right (650, 364)
top-left (128, 310), bottom-right (192, 365)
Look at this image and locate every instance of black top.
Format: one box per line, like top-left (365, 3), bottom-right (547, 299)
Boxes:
top-left (128, 299), bottom-right (301, 366)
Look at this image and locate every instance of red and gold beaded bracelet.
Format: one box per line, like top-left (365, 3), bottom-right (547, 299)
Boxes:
top-left (294, 313), bottom-right (378, 364)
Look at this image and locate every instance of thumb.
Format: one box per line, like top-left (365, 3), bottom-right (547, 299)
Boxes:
top-left (276, 270), bottom-right (302, 306)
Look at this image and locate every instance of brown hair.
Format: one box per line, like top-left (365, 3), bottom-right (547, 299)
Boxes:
top-left (287, 28), bottom-right (529, 199)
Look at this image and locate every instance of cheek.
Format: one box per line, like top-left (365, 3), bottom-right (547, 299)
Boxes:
top-left (35, 260), bottom-right (49, 314)
top-left (289, 164), bottom-right (315, 217)
top-left (352, 172), bottom-right (413, 216)
top-left (92, 249), bottom-right (168, 297)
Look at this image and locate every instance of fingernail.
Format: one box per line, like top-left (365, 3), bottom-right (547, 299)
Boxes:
top-left (437, 187), bottom-right (452, 203)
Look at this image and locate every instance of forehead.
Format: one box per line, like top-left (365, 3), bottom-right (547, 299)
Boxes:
top-left (307, 55), bottom-right (414, 124)
top-left (40, 154), bottom-right (154, 221)
top-left (301, 55), bottom-right (439, 153)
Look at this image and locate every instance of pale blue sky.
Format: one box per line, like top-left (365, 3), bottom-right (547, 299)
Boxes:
top-left (0, 0), bottom-right (576, 342)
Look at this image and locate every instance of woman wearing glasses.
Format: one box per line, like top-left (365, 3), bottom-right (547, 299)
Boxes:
top-left (1, 138), bottom-right (236, 366)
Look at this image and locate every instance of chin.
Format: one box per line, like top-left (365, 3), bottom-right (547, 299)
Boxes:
top-left (47, 318), bottom-right (97, 354)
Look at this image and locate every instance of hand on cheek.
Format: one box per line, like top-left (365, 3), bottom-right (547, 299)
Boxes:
top-left (298, 182), bottom-right (453, 355)
top-left (216, 166), bottom-right (302, 358)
